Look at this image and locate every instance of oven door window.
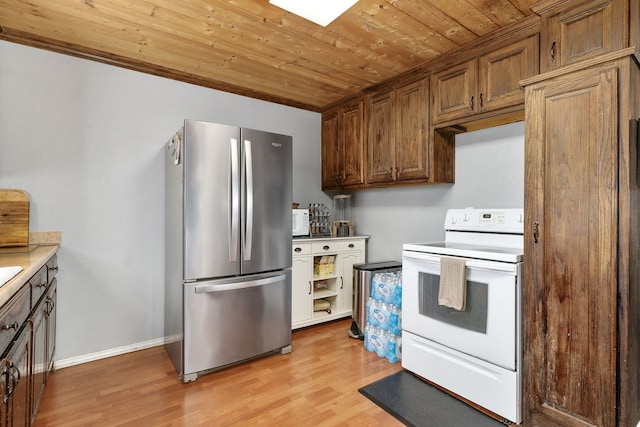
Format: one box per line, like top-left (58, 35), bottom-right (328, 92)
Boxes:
top-left (419, 273), bottom-right (488, 334)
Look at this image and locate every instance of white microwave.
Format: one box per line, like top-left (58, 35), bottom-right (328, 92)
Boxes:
top-left (292, 209), bottom-right (310, 236)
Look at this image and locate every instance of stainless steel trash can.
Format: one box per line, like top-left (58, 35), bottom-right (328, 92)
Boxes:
top-left (350, 261), bottom-right (402, 339)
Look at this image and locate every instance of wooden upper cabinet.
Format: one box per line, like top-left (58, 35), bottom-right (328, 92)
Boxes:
top-left (431, 60), bottom-right (476, 124)
top-left (432, 35), bottom-right (538, 125)
top-left (366, 89), bottom-right (395, 185)
top-left (341, 101), bottom-right (365, 187)
top-left (535, 0), bottom-right (626, 73)
top-left (321, 99), bottom-right (364, 190)
top-left (395, 78), bottom-right (429, 181)
top-left (478, 36), bottom-right (538, 112)
top-left (321, 110), bottom-right (340, 189)
top-left (366, 76), bottom-right (434, 186)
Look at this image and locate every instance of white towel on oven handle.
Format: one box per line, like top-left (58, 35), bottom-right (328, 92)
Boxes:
top-left (438, 256), bottom-right (467, 311)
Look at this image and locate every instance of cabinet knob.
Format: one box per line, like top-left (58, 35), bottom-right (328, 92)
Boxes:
top-left (2, 321), bottom-right (19, 332)
top-left (348, 244), bottom-right (354, 248)
top-left (323, 245), bottom-right (330, 250)
top-left (294, 247), bottom-right (302, 252)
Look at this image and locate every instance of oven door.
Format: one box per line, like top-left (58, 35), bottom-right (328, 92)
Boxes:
top-left (402, 250), bottom-right (521, 370)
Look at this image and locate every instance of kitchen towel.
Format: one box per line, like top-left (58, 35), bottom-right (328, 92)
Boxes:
top-left (438, 256), bottom-right (467, 311)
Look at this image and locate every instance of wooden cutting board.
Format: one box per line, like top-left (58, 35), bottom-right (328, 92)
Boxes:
top-left (0, 190), bottom-right (30, 247)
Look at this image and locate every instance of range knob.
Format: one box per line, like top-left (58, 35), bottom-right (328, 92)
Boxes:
top-left (463, 214), bottom-right (471, 222)
top-left (450, 216), bottom-right (457, 224)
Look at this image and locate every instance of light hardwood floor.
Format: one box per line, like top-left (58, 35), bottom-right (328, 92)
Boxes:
top-left (33, 319), bottom-right (403, 426)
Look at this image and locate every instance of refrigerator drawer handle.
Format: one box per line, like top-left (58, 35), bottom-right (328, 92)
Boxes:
top-left (194, 274), bottom-right (285, 293)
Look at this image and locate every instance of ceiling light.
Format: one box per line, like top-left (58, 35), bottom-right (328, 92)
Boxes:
top-left (269, 0), bottom-right (358, 27)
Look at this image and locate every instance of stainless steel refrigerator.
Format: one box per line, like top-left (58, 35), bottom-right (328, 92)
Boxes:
top-left (164, 119), bottom-right (293, 383)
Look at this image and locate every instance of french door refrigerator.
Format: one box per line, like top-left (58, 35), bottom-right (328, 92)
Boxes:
top-left (164, 119), bottom-right (293, 383)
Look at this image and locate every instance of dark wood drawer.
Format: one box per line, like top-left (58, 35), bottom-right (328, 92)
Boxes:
top-left (30, 266), bottom-right (48, 309)
top-left (0, 285), bottom-right (30, 354)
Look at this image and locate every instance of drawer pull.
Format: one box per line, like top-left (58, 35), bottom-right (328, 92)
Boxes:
top-left (48, 266), bottom-right (59, 272)
top-left (323, 245), bottom-right (330, 250)
top-left (37, 282), bottom-right (47, 289)
top-left (294, 247), bottom-right (302, 253)
top-left (2, 321), bottom-right (19, 332)
top-left (348, 243), bottom-right (354, 248)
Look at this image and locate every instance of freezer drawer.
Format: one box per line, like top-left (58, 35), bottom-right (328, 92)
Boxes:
top-left (183, 271), bottom-right (292, 381)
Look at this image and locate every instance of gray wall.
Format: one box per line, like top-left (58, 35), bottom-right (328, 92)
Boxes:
top-left (352, 123), bottom-right (524, 262)
top-left (0, 40), bottom-right (523, 365)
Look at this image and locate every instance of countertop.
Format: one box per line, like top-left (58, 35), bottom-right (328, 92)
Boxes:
top-left (0, 232), bottom-right (60, 308)
top-left (292, 235), bottom-right (369, 242)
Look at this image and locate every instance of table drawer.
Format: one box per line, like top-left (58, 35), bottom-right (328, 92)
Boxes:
top-left (292, 243), bottom-right (311, 256)
top-left (312, 242), bottom-right (337, 253)
top-left (339, 240), bottom-right (364, 252)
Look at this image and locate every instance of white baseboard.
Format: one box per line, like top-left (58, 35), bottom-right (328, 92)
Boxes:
top-left (54, 337), bottom-right (166, 369)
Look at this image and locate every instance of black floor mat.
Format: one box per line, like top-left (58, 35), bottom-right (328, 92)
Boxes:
top-left (358, 370), bottom-right (507, 427)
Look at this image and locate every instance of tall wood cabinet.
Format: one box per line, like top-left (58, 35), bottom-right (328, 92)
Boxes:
top-left (523, 52), bottom-right (640, 427)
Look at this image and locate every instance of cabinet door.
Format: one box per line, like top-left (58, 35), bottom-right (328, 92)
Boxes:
top-left (539, 0), bottom-right (625, 72)
top-left (431, 59), bottom-right (476, 124)
top-left (292, 256), bottom-right (313, 326)
top-left (340, 100), bottom-right (365, 187)
top-left (45, 279), bottom-right (57, 377)
top-left (31, 302), bottom-right (46, 422)
top-left (337, 251), bottom-right (363, 314)
top-left (366, 89), bottom-right (395, 184)
top-left (321, 110), bottom-right (341, 189)
top-left (478, 35), bottom-right (538, 113)
top-left (395, 78), bottom-right (429, 181)
top-left (524, 65), bottom-right (618, 426)
top-left (4, 329), bottom-right (29, 427)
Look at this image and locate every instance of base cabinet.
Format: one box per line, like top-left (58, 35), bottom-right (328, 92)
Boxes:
top-left (0, 252), bottom-right (57, 427)
top-left (291, 237), bottom-right (366, 329)
top-left (2, 327), bottom-right (30, 427)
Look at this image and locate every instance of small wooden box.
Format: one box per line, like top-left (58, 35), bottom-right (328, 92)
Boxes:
top-left (0, 190), bottom-right (30, 247)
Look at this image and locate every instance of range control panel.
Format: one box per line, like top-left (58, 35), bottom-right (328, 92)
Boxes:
top-left (444, 208), bottom-right (524, 234)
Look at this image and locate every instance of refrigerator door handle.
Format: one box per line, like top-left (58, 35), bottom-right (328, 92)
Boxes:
top-left (194, 273), bottom-right (285, 293)
top-left (243, 139), bottom-right (254, 261)
top-left (229, 138), bottom-right (240, 262)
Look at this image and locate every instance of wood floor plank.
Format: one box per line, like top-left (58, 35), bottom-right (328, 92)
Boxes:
top-left (34, 319), bottom-right (403, 426)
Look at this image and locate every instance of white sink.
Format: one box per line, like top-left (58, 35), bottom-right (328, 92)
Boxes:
top-left (0, 266), bottom-right (23, 288)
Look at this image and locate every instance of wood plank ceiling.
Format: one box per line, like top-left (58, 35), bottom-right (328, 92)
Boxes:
top-left (0, 0), bottom-right (540, 112)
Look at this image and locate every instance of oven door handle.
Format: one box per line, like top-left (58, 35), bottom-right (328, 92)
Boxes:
top-left (402, 251), bottom-right (520, 274)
